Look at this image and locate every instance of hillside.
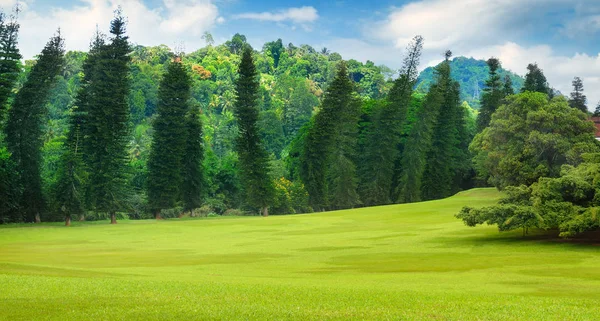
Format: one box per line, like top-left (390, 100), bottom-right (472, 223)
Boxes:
top-left (416, 56), bottom-right (524, 108)
top-left (2, 188), bottom-right (600, 320)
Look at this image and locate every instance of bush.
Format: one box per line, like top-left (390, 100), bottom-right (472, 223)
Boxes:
top-left (223, 209), bottom-right (248, 216)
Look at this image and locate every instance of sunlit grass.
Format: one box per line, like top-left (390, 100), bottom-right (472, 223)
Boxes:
top-left (1, 188), bottom-right (599, 320)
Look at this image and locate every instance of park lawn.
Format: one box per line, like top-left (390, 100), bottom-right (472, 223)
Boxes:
top-left (1, 188), bottom-right (600, 320)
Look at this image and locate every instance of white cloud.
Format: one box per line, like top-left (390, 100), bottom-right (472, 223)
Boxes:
top-left (234, 6), bottom-right (318, 24)
top-left (372, 0), bottom-right (600, 110)
top-left (1, 0), bottom-right (219, 59)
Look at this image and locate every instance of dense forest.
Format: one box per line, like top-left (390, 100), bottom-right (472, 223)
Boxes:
top-left (1, 8), bottom-right (599, 237)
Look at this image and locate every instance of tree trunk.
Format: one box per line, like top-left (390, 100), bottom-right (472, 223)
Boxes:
top-left (65, 215), bottom-right (71, 227)
top-left (78, 214), bottom-right (85, 221)
top-left (190, 210), bottom-right (195, 217)
top-left (261, 206), bottom-right (269, 217)
top-left (110, 212), bottom-right (117, 224)
top-left (154, 209), bottom-right (162, 220)
top-left (34, 213), bottom-right (41, 223)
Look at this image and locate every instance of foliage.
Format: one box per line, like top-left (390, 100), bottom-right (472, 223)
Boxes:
top-left (470, 92), bottom-right (599, 189)
top-left (182, 106), bottom-right (205, 213)
top-left (457, 153), bottom-right (600, 237)
top-left (0, 11), bottom-right (21, 121)
top-left (476, 58), bottom-right (505, 132)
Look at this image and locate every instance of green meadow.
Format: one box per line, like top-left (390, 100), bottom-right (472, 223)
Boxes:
top-left (1, 188), bottom-right (599, 320)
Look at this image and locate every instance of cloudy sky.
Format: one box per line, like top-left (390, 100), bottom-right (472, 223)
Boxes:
top-left (2, 0), bottom-right (600, 108)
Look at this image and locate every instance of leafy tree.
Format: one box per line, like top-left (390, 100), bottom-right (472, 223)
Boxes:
top-left (264, 39), bottom-right (284, 69)
top-left (147, 58), bottom-right (191, 219)
top-left (234, 47), bottom-right (274, 216)
top-left (225, 33), bottom-right (247, 55)
top-left (182, 107), bottom-right (205, 214)
top-left (0, 147), bottom-right (20, 223)
top-left (521, 63), bottom-right (550, 95)
top-left (258, 110), bottom-right (285, 157)
top-left (457, 153), bottom-right (600, 237)
top-left (84, 11), bottom-right (131, 224)
top-left (470, 92), bottom-right (598, 189)
top-left (476, 58), bottom-right (504, 132)
top-left (4, 31), bottom-right (65, 222)
top-left (569, 76), bottom-right (587, 113)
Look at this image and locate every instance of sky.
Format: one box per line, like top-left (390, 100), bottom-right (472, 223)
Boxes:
top-left (2, 0), bottom-right (600, 108)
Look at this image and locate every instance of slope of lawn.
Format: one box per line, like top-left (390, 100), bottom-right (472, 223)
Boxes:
top-left (1, 188), bottom-right (600, 320)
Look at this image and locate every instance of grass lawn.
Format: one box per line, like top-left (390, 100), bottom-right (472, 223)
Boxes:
top-left (1, 188), bottom-right (599, 320)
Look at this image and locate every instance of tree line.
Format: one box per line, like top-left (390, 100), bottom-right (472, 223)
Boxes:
top-left (1, 8), bottom-right (598, 234)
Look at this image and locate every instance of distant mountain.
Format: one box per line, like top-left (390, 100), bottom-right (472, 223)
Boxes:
top-left (416, 57), bottom-right (524, 108)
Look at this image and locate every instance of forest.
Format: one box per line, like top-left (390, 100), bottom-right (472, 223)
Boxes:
top-left (1, 8), bottom-right (599, 237)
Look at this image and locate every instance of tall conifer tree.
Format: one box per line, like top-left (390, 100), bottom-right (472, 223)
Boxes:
top-left (147, 57), bottom-right (191, 219)
top-left (85, 11), bottom-right (131, 224)
top-left (301, 62), bottom-right (359, 210)
top-left (359, 36), bottom-right (423, 206)
top-left (182, 107), bottom-right (205, 215)
top-left (569, 77), bottom-right (587, 113)
top-left (476, 58), bottom-right (504, 132)
top-left (503, 75), bottom-right (514, 96)
top-left (234, 46), bottom-right (274, 216)
top-left (0, 11), bottom-right (21, 120)
top-left (4, 32), bottom-right (64, 222)
top-left (421, 51), bottom-right (467, 200)
top-left (53, 31), bottom-right (105, 225)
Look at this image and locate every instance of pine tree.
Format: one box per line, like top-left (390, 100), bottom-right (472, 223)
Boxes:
top-left (182, 107), bottom-right (205, 215)
top-left (0, 11), bottom-right (21, 121)
top-left (476, 58), bottom-right (504, 132)
top-left (147, 58), bottom-right (191, 219)
top-left (234, 46), bottom-right (274, 216)
top-left (358, 36), bottom-right (423, 206)
top-left (52, 31), bottom-right (105, 224)
top-left (569, 77), bottom-right (587, 113)
top-left (327, 65), bottom-right (362, 210)
top-left (4, 31), bottom-right (65, 222)
top-left (420, 50), bottom-right (466, 201)
top-left (301, 62), bottom-right (359, 210)
top-left (84, 11), bottom-right (131, 224)
top-left (521, 63), bottom-right (550, 95)
top-left (593, 102), bottom-right (600, 117)
top-left (503, 75), bottom-right (514, 96)
top-left (52, 105), bottom-right (87, 226)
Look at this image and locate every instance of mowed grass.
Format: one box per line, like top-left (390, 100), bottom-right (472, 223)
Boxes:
top-left (1, 188), bottom-right (600, 320)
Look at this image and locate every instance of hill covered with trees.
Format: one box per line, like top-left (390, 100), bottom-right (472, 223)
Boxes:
top-left (416, 56), bottom-right (524, 108)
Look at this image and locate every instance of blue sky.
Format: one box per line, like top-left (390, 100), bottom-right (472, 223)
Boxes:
top-left (3, 0), bottom-right (600, 106)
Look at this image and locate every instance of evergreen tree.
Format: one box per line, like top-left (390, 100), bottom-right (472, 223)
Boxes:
top-left (4, 31), bottom-right (65, 222)
top-left (420, 50), bottom-right (466, 200)
top-left (521, 63), bottom-right (550, 95)
top-left (503, 74), bottom-right (514, 96)
top-left (147, 58), bottom-right (190, 219)
top-left (593, 102), bottom-right (600, 117)
top-left (52, 105), bottom-right (87, 226)
top-left (568, 76), bottom-right (587, 113)
top-left (0, 11), bottom-right (21, 121)
top-left (359, 36), bottom-right (423, 206)
top-left (234, 46), bottom-right (274, 216)
top-left (301, 62), bottom-right (359, 210)
top-left (53, 31), bottom-right (105, 224)
top-left (327, 66), bottom-right (362, 210)
top-left (84, 11), bottom-right (131, 224)
top-left (476, 58), bottom-right (504, 132)
top-left (182, 107), bottom-right (205, 215)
